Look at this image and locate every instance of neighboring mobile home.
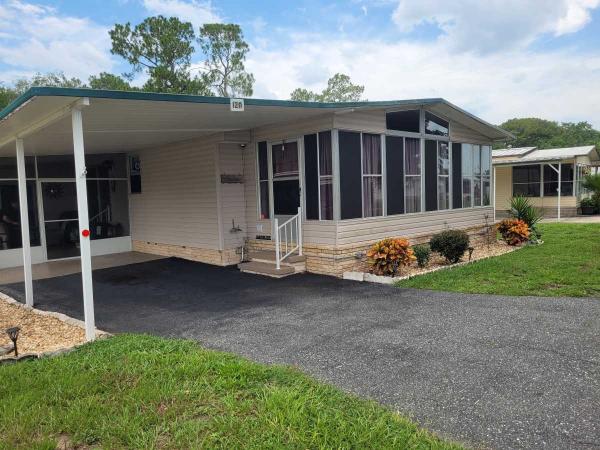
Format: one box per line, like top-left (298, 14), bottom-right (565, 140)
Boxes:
top-left (493, 145), bottom-right (600, 218)
top-left (0, 87), bottom-right (511, 282)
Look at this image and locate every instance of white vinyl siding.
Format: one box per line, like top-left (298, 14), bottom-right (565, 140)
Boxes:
top-left (130, 137), bottom-right (220, 249)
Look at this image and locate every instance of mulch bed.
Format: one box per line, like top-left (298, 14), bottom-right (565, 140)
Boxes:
top-left (0, 298), bottom-right (86, 359)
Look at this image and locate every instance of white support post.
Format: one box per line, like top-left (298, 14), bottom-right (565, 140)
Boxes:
top-left (297, 206), bottom-right (302, 256)
top-left (16, 139), bottom-right (33, 307)
top-left (493, 165), bottom-right (497, 223)
top-left (72, 106), bottom-right (96, 341)
top-left (557, 163), bottom-right (561, 222)
top-left (274, 218), bottom-right (280, 270)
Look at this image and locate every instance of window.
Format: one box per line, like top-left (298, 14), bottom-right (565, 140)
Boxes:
top-left (386, 110), bottom-right (420, 133)
top-left (0, 180), bottom-right (40, 250)
top-left (257, 142), bottom-right (269, 219)
top-left (0, 157), bottom-right (35, 178)
top-left (425, 112), bottom-right (449, 137)
top-left (362, 133), bottom-right (382, 217)
top-left (513, 165), bottom-right (541, 197)
top-left (87, 180), bottom-right (130, 240)
top-left (461, 144), bottom-right (473, 207)
top-left (543, 163), bottom-right (574, 196)
top-left (481, 145), bottom-right (491, 206)
top-left (318, 131), bottom-right (333, 220)
top-left (272, 142), bottom-right (300, 216)
top-left (473, 145), bottom-right (482, 206)
top-left (437, 142), bottom-right (450, 209)
top-left (404, 137), bottom-right (421, 213)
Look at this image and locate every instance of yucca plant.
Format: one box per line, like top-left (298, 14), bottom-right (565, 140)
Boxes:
top-left (509, 195), bottom-right (543, 229)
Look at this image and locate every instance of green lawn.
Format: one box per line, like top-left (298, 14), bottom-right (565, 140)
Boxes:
top-left (397, 223), bottom-right (600, 297)
top-left (0, 334), bottom-right (461, 450)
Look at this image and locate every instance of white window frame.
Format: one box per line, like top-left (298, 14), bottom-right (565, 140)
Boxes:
top-left (316, 131), bottom-right (334, 221)
top-left (437, 140), bottom-right (450, 210)
top-left (403, 136), bottom-right (422, 214)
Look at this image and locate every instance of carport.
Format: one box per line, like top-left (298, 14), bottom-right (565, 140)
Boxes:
top-left (0, 87), bottom-right (355, 340)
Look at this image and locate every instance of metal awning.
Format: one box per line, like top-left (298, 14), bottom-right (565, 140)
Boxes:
top-left (0, 87), bottom-right (513, 157)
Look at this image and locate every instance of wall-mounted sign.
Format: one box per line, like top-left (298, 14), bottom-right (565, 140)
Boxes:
top-left (230, 98), bottom-right (245, 112)
top-left (221, 174), bottom-right (244, 184)
top-left (130, 156), bottom-right (142, 194)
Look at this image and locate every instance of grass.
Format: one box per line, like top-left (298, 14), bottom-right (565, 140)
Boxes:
top-left (0, 334), bottom-right (462, 450)
top-left (396, 223), bottom-right (600, 298)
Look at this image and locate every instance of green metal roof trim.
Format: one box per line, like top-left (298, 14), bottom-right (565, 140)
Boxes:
top-left (0, 86), bottom-right (513, 139)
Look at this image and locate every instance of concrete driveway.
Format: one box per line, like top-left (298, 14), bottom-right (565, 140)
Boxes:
top-left (2, 257), bottom-right (599, 449)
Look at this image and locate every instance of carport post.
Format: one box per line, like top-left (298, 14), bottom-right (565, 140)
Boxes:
top-left (16, 139), bottom-right (33, 307)
top-left (71, 102), bottom-right (96, 341)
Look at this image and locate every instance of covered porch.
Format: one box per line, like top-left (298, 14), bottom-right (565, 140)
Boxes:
top-left (0, 87), bottom-right (344, 340)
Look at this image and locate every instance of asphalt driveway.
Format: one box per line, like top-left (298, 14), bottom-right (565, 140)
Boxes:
top-left (2, 258), bottom-right (599, 449)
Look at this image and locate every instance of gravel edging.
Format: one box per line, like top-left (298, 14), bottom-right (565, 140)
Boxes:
top-left (0, 292), bottom-right (111, 363)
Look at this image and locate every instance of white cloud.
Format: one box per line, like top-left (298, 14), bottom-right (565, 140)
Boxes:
top-left (392, 0), bottom-right (600, 52)
top-left (0, 0), bottom-right (114, 83)
top-left (141, 0), bottom-right (221, 28)
top-left (247, 35), bottom-right (600, 128)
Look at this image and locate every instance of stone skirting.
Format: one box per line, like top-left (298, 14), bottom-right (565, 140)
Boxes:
top-left (248, 224), bottom-right (497, 278)
top-left (132, 240), bottom-right (241, 266)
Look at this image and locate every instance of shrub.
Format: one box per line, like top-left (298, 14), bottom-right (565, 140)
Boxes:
top-left (367, 238), bottom-right (415, 276)
top-left (509, 196), bottom-right (543, 229)
top-left (429, 230), bottom-right (470, 264)
top-left (413, 244), bottom-right (431, 268)
top-left (497, 219), bottom-right (530, 245)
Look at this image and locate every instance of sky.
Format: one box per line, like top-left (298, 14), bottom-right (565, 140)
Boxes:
top-left (1, 0), bottom-right (600, 127)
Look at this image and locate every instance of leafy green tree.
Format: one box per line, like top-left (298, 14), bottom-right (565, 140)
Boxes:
top-left (109, 16), bottom-right (210, 94)
top-left (197, 24), bottom-right (254, 97)
top-left (0, 85), bottom-right (18, 109)
top-left (88, 72), bottom-right (134, 91)
top-left (290, 73), bottom-right (365, 102)
top-left (498, 117), bottom-right (600, 149)
top-left (13, 72), bottom-right (84, 93)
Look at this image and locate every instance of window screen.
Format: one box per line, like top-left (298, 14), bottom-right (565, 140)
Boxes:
top-left (543, 163), bottom-right (574, 196)
top-left (424, 140), bottom-right (438, 211)
top-left (513, 165), bottom-right (541, 197)
top-left (257, 141), bottom-right (269, 219)
top-left (339, 131), bottom-right (362, 219)
top-left (304, 134), bottom-right (319, 220)
top-left (385, 136), bottom-right (404, 215)
top-left (386, 110), bottom-right (420, 133)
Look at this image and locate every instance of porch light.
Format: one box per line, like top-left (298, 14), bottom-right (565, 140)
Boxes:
top-left (6, 327), bottom-right (20, 357)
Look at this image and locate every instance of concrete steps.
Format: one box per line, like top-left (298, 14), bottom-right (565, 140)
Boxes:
top-left (238, 250), bottom-right (306, 278)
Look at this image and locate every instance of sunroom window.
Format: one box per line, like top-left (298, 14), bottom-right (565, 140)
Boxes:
top-left (386, 110), bottom-right (420, 133)
top-left (362, 133), bottom-right (383, 217)
top-left (404, 138), bottom-right (421, 213)
top-left (513, 165), bottom-right (541, 197)
top-left (425, 112), bottom-right (449, 137)
top-left (437, 142), bottom-right (450, 210)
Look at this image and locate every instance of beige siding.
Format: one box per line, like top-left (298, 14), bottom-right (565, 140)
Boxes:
top-left (450, 121), bottom-right (492, 144)
top-left (333, 110), bottom-right (385, 133)
top-left (253, 114), bottom-right (334, 142)
top-left (336, 208), bottom-right (495, 246)
top-left (495, 166), bottom-right (513, 211)
top-left (302, 220), bottom-right (337, 245)
top-left (130, 136), bottom-right (220, 249)
top-left (218, 143), bottom-right (247, 250)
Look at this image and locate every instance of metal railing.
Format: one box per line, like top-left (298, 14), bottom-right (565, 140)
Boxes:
top-left (273, 207), bottom-right (302, 270)
top-left (90, 206), bottom-right (111, 225)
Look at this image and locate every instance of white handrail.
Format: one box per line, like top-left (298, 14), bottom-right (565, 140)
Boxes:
top-left (274, 206), bottom-right (302, 270)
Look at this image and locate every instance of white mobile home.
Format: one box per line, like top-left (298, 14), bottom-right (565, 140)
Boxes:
top-left (0, 88), bottom-right (511, 319)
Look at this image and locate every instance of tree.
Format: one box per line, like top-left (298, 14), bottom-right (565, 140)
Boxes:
top-left (197, 24), bottom-right (254, 97)
top-left (497, 118), bottom-right (600, 149)
top-left (0, 85), bottom-right (17, 109)
top-left (109, 16), bottom-right (210, 94)
top-left (13, 72), bottom-right (84, 94)
top-left (290, 73), bottom-right (365, 102)
top-left (89, 72), bottom-right (134, 91)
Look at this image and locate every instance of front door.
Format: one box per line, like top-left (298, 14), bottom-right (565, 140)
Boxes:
top-left (271, 140), bottom-right (301, 218)
top-left (40, 181), bottom-right (80, 260)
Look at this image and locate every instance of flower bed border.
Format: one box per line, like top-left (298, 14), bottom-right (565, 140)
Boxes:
top-left (343, 242), bottom-right (533, 284)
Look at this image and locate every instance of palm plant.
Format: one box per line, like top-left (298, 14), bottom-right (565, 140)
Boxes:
top-left (509, 195), bottom-right (543, 229)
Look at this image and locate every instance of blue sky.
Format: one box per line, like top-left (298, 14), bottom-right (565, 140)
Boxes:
top-left (1, 0), bottom-right (600, 127)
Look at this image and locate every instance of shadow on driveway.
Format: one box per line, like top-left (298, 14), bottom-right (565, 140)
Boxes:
top-left (2, 257), bottom-right (599, 449)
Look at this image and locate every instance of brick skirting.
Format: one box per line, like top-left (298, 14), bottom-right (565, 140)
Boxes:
top-left (132, 240), bottom-right (241, 266)
top-left (248, 224), bottom-right (497, 278)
